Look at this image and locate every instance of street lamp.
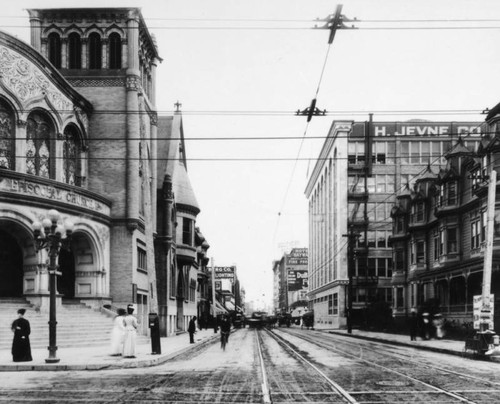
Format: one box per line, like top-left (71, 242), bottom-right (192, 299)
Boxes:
top-left (32, 209), bottom-right (73, 363)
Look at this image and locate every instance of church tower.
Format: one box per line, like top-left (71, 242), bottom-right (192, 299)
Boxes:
top-left (27, 8), bottom-right (162, 323)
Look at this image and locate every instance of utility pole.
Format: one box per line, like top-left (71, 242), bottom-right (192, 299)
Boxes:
top-left (481, 169), bottom-right (496, 332)
top-left (211, 258), bottom-right (218, 333)
top-left (343, 226), bottom-right (360, 334)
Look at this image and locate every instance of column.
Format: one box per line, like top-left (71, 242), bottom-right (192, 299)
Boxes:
top-left (102, 38), bottom-right (108, 69)
top-left (27, 10), bottom-right (42, 51)
top-left (126, 10), bottom-right (141, 230)
top-left (15, 120), bottom-right (27, 173)
top-left (122, 39), bottom-right (128, 69)
top-left (55, 132), bottom-right (65, 183)
top-left (81, 38), bottom-right (88, 69)
top-left (61, 38), bottom-right (68, 69)
top-left (41, 39), bottom-right (48, 60)
top-left (150, 115), bottom-right (158, 234)
top-left (151, 59), bottom-right (158, 106)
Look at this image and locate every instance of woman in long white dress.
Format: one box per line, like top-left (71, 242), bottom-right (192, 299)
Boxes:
top-left (122, 305), bottom-right (138, 358)
top-left (110, 308), bottom-right (126, 356)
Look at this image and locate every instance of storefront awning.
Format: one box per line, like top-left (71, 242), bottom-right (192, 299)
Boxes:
top-left (212, 301), bottom-right (228, 315)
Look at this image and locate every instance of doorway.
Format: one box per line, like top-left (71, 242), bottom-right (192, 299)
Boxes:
top-left (58, 248), bottom-right (75, 298)
top-left (0, 229), bottom-right (23, 297)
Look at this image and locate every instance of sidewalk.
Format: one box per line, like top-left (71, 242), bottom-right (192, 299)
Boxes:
top-left (0, 328), bottom-right (219, 372)
top-left (323, 328), bottom-right (480, 358)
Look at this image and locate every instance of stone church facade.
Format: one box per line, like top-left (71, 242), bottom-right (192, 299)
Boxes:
top-left (0, 7), bottom-right (207, 336)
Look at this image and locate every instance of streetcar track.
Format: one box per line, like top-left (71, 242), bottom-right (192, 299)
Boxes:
top-left (310, 330), bottom-right (500, 388)
top-left (257, 328), bottom-right (358, 403)
top-left (276, 328), bottom-right (494, 404)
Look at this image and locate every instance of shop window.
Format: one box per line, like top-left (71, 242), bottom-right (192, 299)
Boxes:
top-left (88, 33), bottom-right (102, 69)
top-left (109, 33), bottom-right (122, 69)
top-left (48, 33), bottom-right (61, 68)
top-left (333, 293), bottom-right (338, 314)
top-left (26, 112), bottom-right (53, 178)
top-left (68, 33), bottom-right (82, 69)
top-left (0, 99), bottom-right (14, 169)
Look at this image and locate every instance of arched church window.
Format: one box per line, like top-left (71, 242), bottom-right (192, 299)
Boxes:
top-left (108, 33), bottom-right (122, 69)
top-left (48, 33), bottom-right (62, 68)
top-left (62, 125), bottom-right (80, 185)
top-left (26, 112), bottom-right (53, 179)
top-left (0, 99), bottom-right (14, 170)
top-left (88, 33), bottom-right (102, 69)
top-left (68, 33), bottom-right (82, 69)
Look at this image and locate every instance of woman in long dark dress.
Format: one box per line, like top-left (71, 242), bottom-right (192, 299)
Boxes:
top-left (11, 308), bottom-right (32, 362)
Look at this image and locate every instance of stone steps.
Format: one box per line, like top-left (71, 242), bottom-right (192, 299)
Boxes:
top-left (0, 298), bottom-right (149, 349)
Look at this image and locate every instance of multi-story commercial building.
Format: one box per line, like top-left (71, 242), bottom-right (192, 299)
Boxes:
top-left (391, 108), bottom-right (500, 330)
top-left (0, 7), bottom-right (208, 337)
top-left (305, 119), bottom-right (480, 329)
top-left (273, 248), bottom-right (308, 315)
top-left (272, 260), bottom-right (280, 313)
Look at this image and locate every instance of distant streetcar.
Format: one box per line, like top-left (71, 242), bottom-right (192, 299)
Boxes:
top-left (246, 311), bottom-right (268, 328)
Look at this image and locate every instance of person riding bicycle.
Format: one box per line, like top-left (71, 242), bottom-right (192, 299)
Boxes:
top-left (220, 315), bottom-right (231, 348)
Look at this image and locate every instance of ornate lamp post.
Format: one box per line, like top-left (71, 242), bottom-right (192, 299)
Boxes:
top-left (32, 209), bottom-right (73, 363)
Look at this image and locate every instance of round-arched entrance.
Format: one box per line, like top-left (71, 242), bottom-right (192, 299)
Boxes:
top-left (0, 228), bottom-right (23, 297)
top-left (58, 248), bottom-right (75, 298)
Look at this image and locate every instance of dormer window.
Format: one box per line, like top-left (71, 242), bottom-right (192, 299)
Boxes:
top-left (412, 201), bottom-right (425, 223)
top-left (439, 180), bottom-right (458, 207)
top-left (396, 216), bottom-right (404, 233)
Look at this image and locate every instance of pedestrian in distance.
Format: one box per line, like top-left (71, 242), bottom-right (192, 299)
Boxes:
top-left (409, 310), bottom-right (418, 341)
top-left (11, 308), bottom-right (32, 362)
top-left (188, 316), bottom-right (197, 343)
top-left (421, 312), bottom-right (431, 340)
top-left (122, 305), bottom-right (138, 358)
top-left (110, 308), bottom-right (126, 356)
top-left (220, 315), bottom-right (231, 350)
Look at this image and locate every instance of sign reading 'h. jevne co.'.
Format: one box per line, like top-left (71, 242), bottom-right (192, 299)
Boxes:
top-left (0, 176), bottom-right (109, 215)
top-left (351, 122), bottom-right (482, 137)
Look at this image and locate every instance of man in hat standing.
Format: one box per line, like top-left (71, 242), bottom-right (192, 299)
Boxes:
top-left (11, 309), bottom-right (32, 362)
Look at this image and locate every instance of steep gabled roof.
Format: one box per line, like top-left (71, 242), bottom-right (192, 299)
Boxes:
top-left (157, 114), bottom-right (200, 214)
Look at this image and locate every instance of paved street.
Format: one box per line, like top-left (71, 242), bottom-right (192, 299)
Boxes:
top-left (1, 327), bottom-right (499, 403)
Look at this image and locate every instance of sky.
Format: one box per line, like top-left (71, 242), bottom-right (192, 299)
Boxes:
top-left (3, 0), bottom-right (500, 309)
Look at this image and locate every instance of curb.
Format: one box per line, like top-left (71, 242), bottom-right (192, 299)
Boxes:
top-left (325, 330), bottom-right (469, 358)
top-left (0, 333), bottom-right (220, 372)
